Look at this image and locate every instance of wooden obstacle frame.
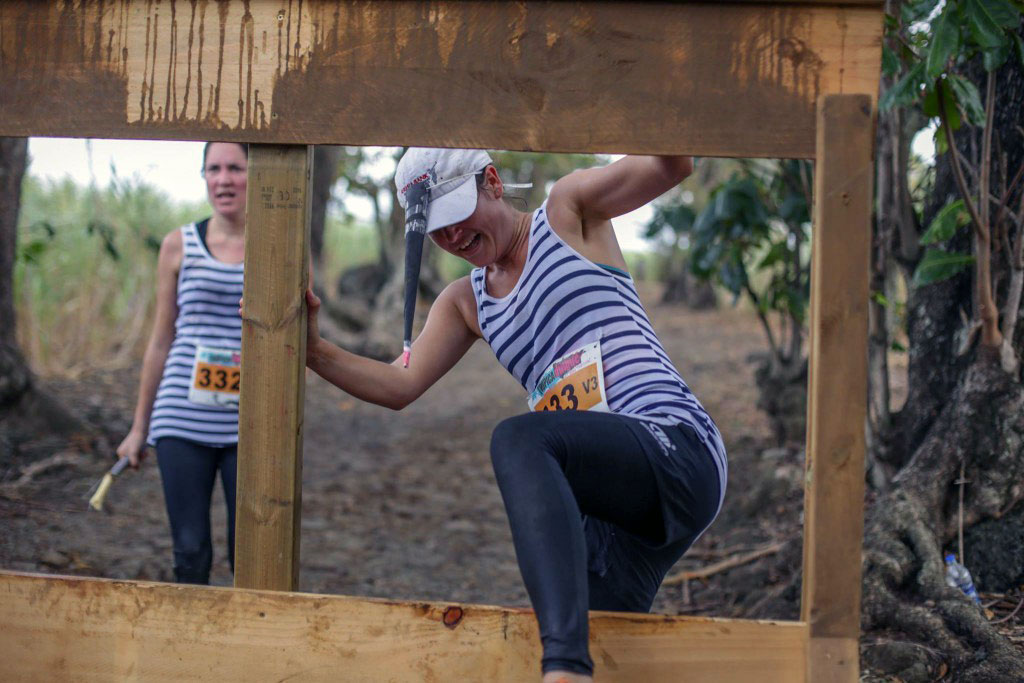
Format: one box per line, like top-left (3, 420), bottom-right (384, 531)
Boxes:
top-left (0, 1), bottom-right (880, 680)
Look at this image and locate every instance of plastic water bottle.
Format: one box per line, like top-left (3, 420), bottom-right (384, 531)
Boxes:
top-left (944, 553), bottom-right (981, 605)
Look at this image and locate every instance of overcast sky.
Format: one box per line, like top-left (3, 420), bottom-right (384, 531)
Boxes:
top-left (26, 135), bottom-right (937, 254)
top-left (25, 138), bottom-right (656, 252)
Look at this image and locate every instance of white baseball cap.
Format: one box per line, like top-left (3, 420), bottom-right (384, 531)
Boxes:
top-left (395, 147), bottom-right (493, 233)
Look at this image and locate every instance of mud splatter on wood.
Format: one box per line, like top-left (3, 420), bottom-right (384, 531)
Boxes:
top-left (0, 1), bottom-right (881, 158)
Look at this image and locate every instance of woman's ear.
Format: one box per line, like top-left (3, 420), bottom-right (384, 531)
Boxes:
top-left (482, 165), bottom-right (503, 199)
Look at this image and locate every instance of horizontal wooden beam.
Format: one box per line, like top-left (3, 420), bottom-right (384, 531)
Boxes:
top-left (0, 570), bottom-right (807, 681)
top-left (725, 0), bottom-right (881, 4)
top-left (0, 1), bottom-right (882, 158)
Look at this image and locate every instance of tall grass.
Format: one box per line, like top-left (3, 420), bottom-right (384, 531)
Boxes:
top-left (15, 177), bottom-right (398, 378)
top-left (15, 174), bottom-right (207, 378)
top-left (320, 213), bottom-right (380, 290)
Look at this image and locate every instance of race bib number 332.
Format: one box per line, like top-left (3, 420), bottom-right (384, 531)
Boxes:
top-left (188, 346), bottom-right (241, 407)
top-left (528, 341), bottom-right (609, 413)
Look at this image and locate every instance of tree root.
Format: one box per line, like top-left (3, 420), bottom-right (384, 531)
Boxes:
top-left (863, 488), bottom-right (1024, 680)
top-left (0, 451), bottom-right (84, 492)
top-left (862, 357), bottom-right (1024, 681)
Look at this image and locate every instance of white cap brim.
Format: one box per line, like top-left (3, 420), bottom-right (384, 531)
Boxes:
top-left (425, 175), bottom-right (477, 233)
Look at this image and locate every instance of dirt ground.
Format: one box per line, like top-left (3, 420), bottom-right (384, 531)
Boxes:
top-left (2, 287), bottom-right (798, 618)
top-left (5, 286), bottom-right (1023, 681)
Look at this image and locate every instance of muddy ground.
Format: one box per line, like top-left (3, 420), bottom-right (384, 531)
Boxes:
top-left (23, 289), bottom-right (1019, 682)
top-left (2, 289), bottom-right (797, 612)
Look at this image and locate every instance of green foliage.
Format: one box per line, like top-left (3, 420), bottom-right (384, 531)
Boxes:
top-left (646, 159), bottom-right (811, 359)
top-left (645, 203), bottom-right (696, 241)
top-left (881, 0), bottom-right (1021, 294)
top-left (881, 61), bottom-right (926, 112)
top-left (881, 0), bottom-right (1022, 139)
top-left (693, 161), bottom-right (809, 317)
top-left (947, 74), bottom-right (986, 125)
top-left (919, 199), bottom-right (970, 246)
top-left (912, 248), bottom-right (976, 286)
top-left (17, 220), bottom-right (56, 265)
top-left (437, 250), bottom-right (474, 281)
top-left (331, 146), bottom-right (403, 226)
top-left (319, 213), bottom-right (382, 287)
top-left (927, 9), bottom-right (961, 79)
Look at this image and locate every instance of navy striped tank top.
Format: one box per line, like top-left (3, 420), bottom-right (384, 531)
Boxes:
top-left (147, 221), bottom-right (244, 447)
top-left (471, 204), bottom-right (727, 494)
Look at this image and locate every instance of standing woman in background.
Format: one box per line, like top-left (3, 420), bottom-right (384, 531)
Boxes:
top-left (116, 142), bottom-right (247, 584)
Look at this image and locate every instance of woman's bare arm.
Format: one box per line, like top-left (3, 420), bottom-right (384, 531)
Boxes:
top-left (305, 277), bottom-right (479, 410)
top-left (548, 156), bottom-right (694, 233)
top-left (117, 229), bottom-right (182, 466)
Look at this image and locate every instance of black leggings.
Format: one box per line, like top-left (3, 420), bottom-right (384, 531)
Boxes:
top-left (490, 411), bottom-right (721, 675)
top-left (155, 437), bottom-right (238, 584)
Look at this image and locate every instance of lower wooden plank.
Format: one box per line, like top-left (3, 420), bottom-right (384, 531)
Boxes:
top-left (0, 571), bottom-right (807, 682)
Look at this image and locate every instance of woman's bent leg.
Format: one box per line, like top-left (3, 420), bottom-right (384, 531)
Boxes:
top-left (489, 411), bottom-right (666, 676)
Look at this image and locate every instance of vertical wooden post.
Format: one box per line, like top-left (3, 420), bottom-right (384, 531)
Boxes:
top-left (801, 94), bottom-right (873, 682)
top-left (235, 144), bottom-right (312, 591)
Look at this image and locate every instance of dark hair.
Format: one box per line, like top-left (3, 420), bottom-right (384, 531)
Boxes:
top-left (202, 141), bottom-right (248, 166)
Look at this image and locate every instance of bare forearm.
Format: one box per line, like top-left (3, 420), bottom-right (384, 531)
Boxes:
top-left (307, 338), bottom-right (414, 410)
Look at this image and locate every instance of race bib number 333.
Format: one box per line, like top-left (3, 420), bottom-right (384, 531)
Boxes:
top-left (188, 346), bottom-right (241, 407)
top-left (528, 341), bottom-right (609, 413)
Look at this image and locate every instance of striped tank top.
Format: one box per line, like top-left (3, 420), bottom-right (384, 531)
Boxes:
top-left (147, 220), bottom-right (244, 447)
top-left (471, 204), bottom-right (727, 493)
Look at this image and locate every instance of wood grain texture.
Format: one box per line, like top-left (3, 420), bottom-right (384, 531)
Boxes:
top-left (0, 571), bottom-right (808, 682)
top-left (725, 0), bottom-right (880, 4)
top-left (806, 637), bottom-right (861, 683)
top-left (235, 144), bottom-right (311, 592)
top-left (801, 94), bottom-right (873, 683)
top-left (0, 1), bottom-right (882, 158)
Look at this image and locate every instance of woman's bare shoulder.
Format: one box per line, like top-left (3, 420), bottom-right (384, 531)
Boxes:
top-left (157, 227), bottom-right (184, 272)
top-left (441, 276), bottom-right (483, 338)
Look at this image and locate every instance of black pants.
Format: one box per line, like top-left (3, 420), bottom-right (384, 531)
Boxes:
top-left (490, 411), bottom-right (722, 675)
top-left (155, 437), bottom-right (238, 584)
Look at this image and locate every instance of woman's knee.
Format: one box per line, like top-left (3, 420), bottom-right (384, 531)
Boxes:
top-left (490, 414), bottom-right (555, 479)
top-left (172, 527), bottom-right (211, 558)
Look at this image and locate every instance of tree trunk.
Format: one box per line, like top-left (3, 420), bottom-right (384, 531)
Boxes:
top-left (357, 210), bottom-right (444, 360)
top-left (330, 155), bottom-right (445, 360)
top-left (861, 45), bottom-right (1024, 680)
top-left (310, 145), bottom-right (342, 272)
top-left (0, 137), bottom-right (32, 408)
top-left (0, 138), bottom-right (89, 456)
top-left (660, 247), bottom-right (716, 309)
top-left (867, 0), bottom-right (928, 483)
